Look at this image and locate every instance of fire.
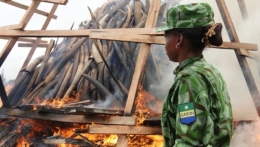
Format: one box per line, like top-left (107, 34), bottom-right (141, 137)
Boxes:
top-left (16, 136), bottom-right (31, 147)
top-left (12, 86), bottom-right (165, 146)
top-left (30, 91), bottom-right (81, 109)
top-left (5, 83), bottom-right (13, 95)
top-left (134, 85), bottom-right (163, 125)
top-left (128, 135), bottom-right (163, 147)
top-left (41, 95), bottom-right (79, 108)
top-left (14, 119), bottom-right (119, 146)
top-left (0, 84), bottom-right (14, 107)
top-left (84, 134), bottom-right (118, 146)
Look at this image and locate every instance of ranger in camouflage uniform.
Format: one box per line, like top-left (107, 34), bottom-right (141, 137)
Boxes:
top-left (156, 3), bottom-right (233, 147)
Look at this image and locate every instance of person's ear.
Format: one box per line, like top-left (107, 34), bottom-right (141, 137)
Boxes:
top-left (176, 34), bottom-right (184, 47)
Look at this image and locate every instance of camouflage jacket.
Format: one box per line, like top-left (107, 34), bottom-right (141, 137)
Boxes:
top-left (162, 56), bottom-right (233, 147)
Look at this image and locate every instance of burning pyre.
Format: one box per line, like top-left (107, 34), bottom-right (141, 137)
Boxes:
top-left (0, 0), bottom-right (172, 146)
top-left (0, 87), bottom-right (163, 147)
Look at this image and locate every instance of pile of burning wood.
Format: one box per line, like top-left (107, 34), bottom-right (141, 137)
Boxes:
top-left (0, 0), bottom-right (175, 146)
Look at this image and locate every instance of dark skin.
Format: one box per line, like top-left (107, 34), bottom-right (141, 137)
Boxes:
top-left (164, 30), bottom-right (203, 63)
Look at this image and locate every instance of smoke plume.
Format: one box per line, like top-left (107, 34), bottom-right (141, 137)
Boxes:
top-left (231, 119), bottom-right (260, 147)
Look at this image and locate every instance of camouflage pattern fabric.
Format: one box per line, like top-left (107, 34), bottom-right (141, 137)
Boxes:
top-left (162, 56), bottom-right (233, 147)
top-left (156, 3), bottom-right (215, 32)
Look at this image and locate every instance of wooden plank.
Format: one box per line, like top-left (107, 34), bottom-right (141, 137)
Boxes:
top-left (0, 123), bottom-right (32, 147)
top-left (18, 43), bottom-right (48, 48)
top-left (0, 37), bottom-right (48, 43)
top-left (92, 28), bottom-right (163, 35)
top-left (0, 23), bottom-right (25, 30)
top-left (237, 0), bottom-right (249, 21)
top-left (1, 29), bottom-right (257, 51)
top-left (212, 42), bottom-right (258, 51)
top-left (216, 0), bottom-right (248, 56)
top-left (117, 0), bottom-right (162, 146)
top-left (90, 33), bottom-right (258, 51)
top-left (143, 116), bottom-right (161, 126)
top-left (64, 107), bottom-right (124, 115)
top-left (91, 33), bottom-right (165, 44)
top-left (0, 28), bottom-right (162, 37)
top-left (63, 99), bottom-right (92, 106)
top-left (39, 0), bottom-right (68, 5)
top-left (216, 0), bottom-right (260, 114)
top-left (125, 0), bottom-right (160, 116)
top-left (42, 138), bottom-right (93, 146)
top-left (18, 104), bottom-right (124, 115)
top-left (0, 29), bottom-right (258, 51)
top-left (0, 0), bottom-right (41, 67)
top-left (16, 4), bottom-right (58, 81)
top-left (88, 125), bottom-right (162, 135)
top-left (0, 108), bottom-right (137, 125)
top-left (0, 76), bottom-right (10, 108)
top-left (0, 0), bottom-right (58, 19)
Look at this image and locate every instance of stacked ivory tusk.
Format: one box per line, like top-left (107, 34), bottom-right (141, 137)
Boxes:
top-left (7, 0), bottom-right (171, 108)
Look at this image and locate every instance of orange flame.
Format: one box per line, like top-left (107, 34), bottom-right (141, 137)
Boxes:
top-left (128, 135), bottom-right (163, 147)
top-left (5, 84), bottom-right (13, 96)
top-left (134, 85), bottom-right (163, 125)
top-left (0, 84), bottom-right (14, 107)
top-left (16, 136), bottom-right (31, 147)
top-left (14, 86), bottom-right (164, 146)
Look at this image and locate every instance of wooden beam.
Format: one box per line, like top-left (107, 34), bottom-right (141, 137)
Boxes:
top-left (237, 0), bottom-right (249, 21)
top-left (19, 104), bottom-right (124, 115)
top-left (18, 43), bottom-right (48, 48)
top-left (89, 33), bottom-right (258, 51)
top-left (0, 123), bottom-right (32, 147)
top-left (0, 108), bottom-right (137, 125)
top-left (0, 28), bottom-right (162, 37)
top-left (0, 23), bottom-right (25, 30)
top-left (39, 0), bottom-right (68, 5)
top-left (0, 0), bottom-right (41, 67)
top-left (0, 0), bottom-right (58, 19)
top-left (0, 37), bottom-right (48, 43)
top-left (92, 28), bottom-right (163, 35)
top-left (88, 125), bottom-right (162, 135)
top-left (217, 0), bottom-right (249, 56)
top-left (143, 116), bottom-right (161, 126)
top-left (0, 29), bottom-right (257, 51)
top-left (125, 0), bottom-right (161, 114)
top-left (117, 0), bottom-right (162, 146)
top-left (16, 4), bottom-right (58, 81)
top-left (212, 42), bottom-right (258, 51)
top-left (91, 33), bottom-right (165, 44)
top-left (64, 107), bottom-right (125, 115)
top-left (63, 99), bottom-right (92, 106)
top-left (43, 139), bottom-right (94, 146)
top-left (216, 0), bottom-right (260, 114)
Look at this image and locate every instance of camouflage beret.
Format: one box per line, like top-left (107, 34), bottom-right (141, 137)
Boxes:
top-left (156, 3), bottom-right (215, 32)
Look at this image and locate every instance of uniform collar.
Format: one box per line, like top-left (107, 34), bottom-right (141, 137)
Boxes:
top-left (174, 55), bottom-right (203, 75)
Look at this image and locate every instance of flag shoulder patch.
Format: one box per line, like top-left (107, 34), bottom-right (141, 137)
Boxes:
top-left (179, 102), bottom-right (196, 125)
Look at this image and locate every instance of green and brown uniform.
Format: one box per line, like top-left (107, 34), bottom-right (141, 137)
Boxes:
top-left (162, 56), bottom-right (233, 147)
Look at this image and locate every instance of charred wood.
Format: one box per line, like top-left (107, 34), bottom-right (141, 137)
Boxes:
top-left (0, 108), bottom-right (136, 125)
top-left (0, 123), bottom-right (32, 147)
top-left (43, 138), bottom-right (94, 147)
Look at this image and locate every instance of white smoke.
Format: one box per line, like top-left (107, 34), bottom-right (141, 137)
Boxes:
top-left (229, 1), bottom-right (260, 147)
top-left (231, 118), bottom-right (260, 147)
